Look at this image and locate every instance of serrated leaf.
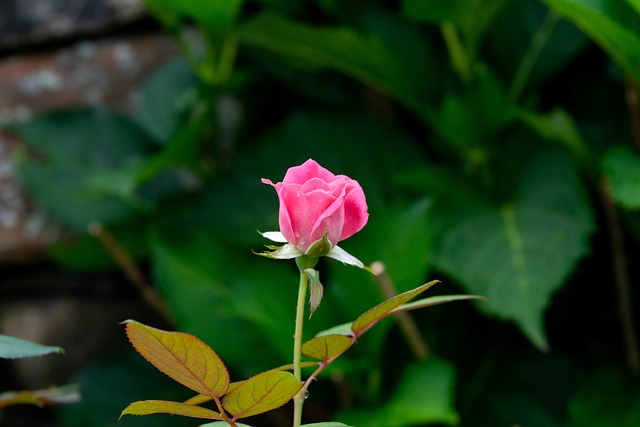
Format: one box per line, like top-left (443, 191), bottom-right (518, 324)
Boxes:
top-left (121, 400), bottom-right (223, 419)
top-left (602, 147), bottom-right (640, 210)
top-left (0, 334), bottom-right (63, 359)
top-left (433, 151), bottom-right (594, 349)
top-left (301, 334), bottom-right (353, 362)
top-left (124, 320), bottom-right (230, 397)
top-left (221, 371), bottom-right (301, 419)
top-left (351, 280), bottom-right (440, 336)
top-left (389, 294), bottom-right (486, 315)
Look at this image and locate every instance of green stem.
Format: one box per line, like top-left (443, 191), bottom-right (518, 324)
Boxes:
top-left (508, 11), bottom-right (560, 101)
top-left (293, 268), bottom-right (309, 426)
top-left (440, 21), bottom-right (471, 83)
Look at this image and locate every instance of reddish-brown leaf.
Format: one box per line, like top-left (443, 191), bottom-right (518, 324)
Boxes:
top-left (124, 320), bottom-right (229, 397)
top-left (351, 280), bottom-right (439, 335)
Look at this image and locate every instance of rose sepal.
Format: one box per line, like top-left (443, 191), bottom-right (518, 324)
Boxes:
top-left (255, 243), bottom-right (304, 260)
top-left (326, 246), bottom-right (371, 272)
top-left (304, 233), bottom-right (332, 258)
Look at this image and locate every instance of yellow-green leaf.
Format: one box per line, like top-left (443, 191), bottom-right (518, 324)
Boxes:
top-left (351, 280), bottom-right (439, 335)
top-left (184, 394), bottom-right (213, 405)
top-left (222, 371), bottom-right (302, 419)
top-left (120, 400), bottom-right (223, 419)
top-left (124, 320), bottom-right (229, 397)
top-left (389, 295), bottom-right (486, 315)
top-left (301, 335), bottom-right (353, 362)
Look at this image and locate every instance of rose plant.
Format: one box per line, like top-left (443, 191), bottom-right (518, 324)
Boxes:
top-left (120, 160), bottom-right (483, 427)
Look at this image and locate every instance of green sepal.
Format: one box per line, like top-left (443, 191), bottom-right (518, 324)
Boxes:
top-left (305, 268), bottom-right (324, 318)
top-left (255, 243), bottom-right (303, 260)
top-left (305, 232), bottom-right (332, 257)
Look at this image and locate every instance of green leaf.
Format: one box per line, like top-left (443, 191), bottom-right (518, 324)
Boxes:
top-left (541, 0), bottom-right (640, 82)
top-left (351, 281), bottom-right (440, 336)
top-left (0, 334), bottom-right (63, 359)
top-left (487, 0), bottom-right (587, 96)
top-left (433, 150), bottom-right (594, 349)
top-left (124, 320), bottom-right (230, 398)
top-left (517, 107), bottom-right (588, 160)
top-left (602, 146), bottom-right (640, 209)
top-left (338, 359), bottom-right (459, 426)
top-left (301, 335), bottom-right (353, 362)
top-left (221, 371), bottom-right (301, 418)
top-left (238, 13), bottom-right (424, 112)
top-left (120, 400), bottom-right (223, 419)
top-left (569, 368), bottom-right (640, 427)
top-left (402, 0), bottom-right (509, 58)
top-left (138, 58), bottom-right (199, 144)
top-left (11, 108), bottom-right (154, 231)
top-left (144, 0), bottom-right (243, 37)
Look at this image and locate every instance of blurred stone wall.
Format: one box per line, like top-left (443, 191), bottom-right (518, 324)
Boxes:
top-left (0, 2), bottom-right (179, 424)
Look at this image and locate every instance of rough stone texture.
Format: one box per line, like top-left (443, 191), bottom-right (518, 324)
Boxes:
top-left (0, 0), bottom-right (147, 51)
top-left (0, 33), bottom-right (180, 262)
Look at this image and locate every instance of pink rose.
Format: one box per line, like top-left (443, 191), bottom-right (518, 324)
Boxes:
top-left (262, 159), bottom-right (368, 254)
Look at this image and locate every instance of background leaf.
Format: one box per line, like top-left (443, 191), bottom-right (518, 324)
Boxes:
top-left (0, 334), bottom-right (63, 359)
top-left (602, 146), bottom-right (640, 209)
top-left (432, 150), bottom-right (594, 349)
top-left (338, 359), bottom-right (459, 426)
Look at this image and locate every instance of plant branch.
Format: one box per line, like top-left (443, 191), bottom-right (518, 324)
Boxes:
top-left (370, 261), bottom-right (430, 360)
top-left (599, 181), bottom-right (640, 375)
top-left (88, 222), bottom-right (173, 323)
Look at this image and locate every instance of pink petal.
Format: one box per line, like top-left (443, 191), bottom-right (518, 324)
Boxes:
top-left (340, 181), bottom-right (368, 240)
top-left (282, 159), bottom-right (336, 185)
top-left (280, 184), bottom-right (340, 251)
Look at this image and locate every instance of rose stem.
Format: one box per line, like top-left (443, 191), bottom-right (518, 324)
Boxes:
top-left (371, 261), bottom-right (430, 360)
top-left (293, 266), bottom-right (309, 425)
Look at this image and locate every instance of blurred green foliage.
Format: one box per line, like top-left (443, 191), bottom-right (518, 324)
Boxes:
top-left (6, 0), bottom-right (640, 425)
